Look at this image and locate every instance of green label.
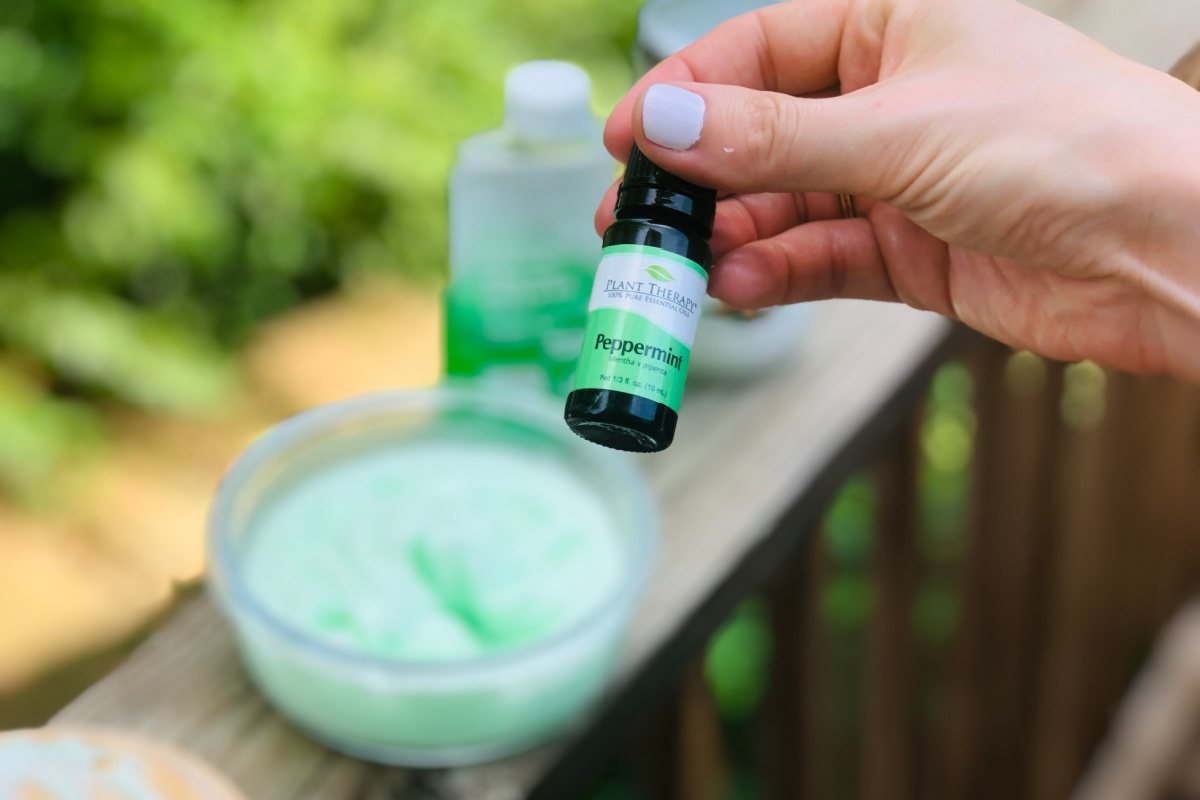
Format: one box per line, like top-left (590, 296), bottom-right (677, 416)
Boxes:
top-left (444, 255), bottom-right (596, 393)
top-left (572, 245), bottom-right (707, 411)
top-left (574, 308), bottom-right (691, 410)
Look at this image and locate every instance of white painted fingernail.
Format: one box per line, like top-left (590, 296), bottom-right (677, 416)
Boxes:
top-left (642, 84), bottom-right (705, 150)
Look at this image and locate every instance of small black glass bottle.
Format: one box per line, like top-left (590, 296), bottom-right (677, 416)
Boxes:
top-left (564, 145), bottom-right (717, 453)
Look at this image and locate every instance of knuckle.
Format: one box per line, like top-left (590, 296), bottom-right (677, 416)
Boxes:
top-left (741, 92), bottom-right (798, 182)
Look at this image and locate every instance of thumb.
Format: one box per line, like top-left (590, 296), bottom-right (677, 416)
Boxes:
top-left (631, 81), bottom-right (897, 199)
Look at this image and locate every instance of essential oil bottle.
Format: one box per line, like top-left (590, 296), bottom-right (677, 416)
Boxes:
top-left (564, 144), bottom-right (717, 453)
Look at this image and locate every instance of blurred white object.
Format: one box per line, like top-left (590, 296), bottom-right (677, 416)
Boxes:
top-left (503, 61), bottom-right (598, 144)
top-left (1020, 0), bottom-right (1200, 73)
top-left (690, 298), bottom-right (812, 381)
top-left (446, 61), bottom-right (615, 394)
top-left (0, 728), bottom-right (248, 800)
top-left (634, 0), bottom-right (785, 73)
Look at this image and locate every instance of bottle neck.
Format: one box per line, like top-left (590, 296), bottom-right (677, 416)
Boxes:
top-left (604, 217), bottom-right (712, 270)
top-left (615, 183), bottom-right (715, 239)
top-left (614, 203), bottom-right (713, 243)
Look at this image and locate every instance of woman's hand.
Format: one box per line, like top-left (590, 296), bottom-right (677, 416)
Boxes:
top-left (599, 0), bottom-right (1200, 378)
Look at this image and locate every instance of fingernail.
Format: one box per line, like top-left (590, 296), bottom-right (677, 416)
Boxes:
top-left (642, 84), bottom-right (705, 150)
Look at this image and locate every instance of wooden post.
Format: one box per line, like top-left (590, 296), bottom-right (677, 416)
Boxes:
top-left (863, 413), bottom-right (921, 800)
top-left (624, 655), bottom-right (728, 800)
top-left (623, 690), bottom-right (684, 800)
top-left (1024, 364), bottom-right (1128, 800)
top-left (758, 525), bottom-right (831, 800)
top-left (942, 342), bottom-right (1066, 800)
top-left (676, 661), bottom-right (728, 800)
top-left (759, 548), bottom-right (807, 800)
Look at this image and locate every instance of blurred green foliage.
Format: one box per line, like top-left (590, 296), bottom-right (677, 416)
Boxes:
top-left (0, 0), bottom-right (642, 499)
top-left (912, 362), bottom-right (975, 643)
top-left (705, 599), bottom-right (770, 721)
top-left (0, 362), bottom-right (103, 504)
top-left (918, 363), bottom-right (975, 559)
top-left (823, 477), bottom-right (878, 632)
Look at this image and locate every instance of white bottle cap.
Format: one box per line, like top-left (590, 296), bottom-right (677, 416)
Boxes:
top-left (504, 60), bottom-right (596, 144)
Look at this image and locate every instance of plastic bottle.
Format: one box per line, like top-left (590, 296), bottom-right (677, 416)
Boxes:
top-left (445, 61), bottom-right (615, 394)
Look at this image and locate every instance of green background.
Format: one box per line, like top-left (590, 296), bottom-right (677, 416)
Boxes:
top-left (0, 0), bottom-right (643, 501)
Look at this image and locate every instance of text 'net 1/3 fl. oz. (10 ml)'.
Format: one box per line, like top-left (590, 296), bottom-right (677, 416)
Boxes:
top-left (564, 144), bottom-right (717, 453)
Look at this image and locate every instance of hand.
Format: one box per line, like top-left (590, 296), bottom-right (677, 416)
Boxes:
top-left (598, 0), bottom-right (1200, 378)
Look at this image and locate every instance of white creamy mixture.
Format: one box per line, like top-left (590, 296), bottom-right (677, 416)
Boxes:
top-left (243, 439), bottom-right (623, 662)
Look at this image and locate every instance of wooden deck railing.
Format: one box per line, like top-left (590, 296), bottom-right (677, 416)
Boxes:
top-left (621, 334), bottom-right (1200, 800)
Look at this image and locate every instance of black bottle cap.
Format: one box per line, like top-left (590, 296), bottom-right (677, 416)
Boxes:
top-left (615, 144), bottom-right (717, 238)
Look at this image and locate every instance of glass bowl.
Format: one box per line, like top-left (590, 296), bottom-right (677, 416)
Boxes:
top-left (207, 386), bottom-right (656, 767)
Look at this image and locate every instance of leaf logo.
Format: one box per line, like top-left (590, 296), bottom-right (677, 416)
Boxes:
top-left (643, 264), bottom-right (675, 282)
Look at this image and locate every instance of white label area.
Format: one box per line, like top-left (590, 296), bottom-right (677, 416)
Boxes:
top-left (588, 247), bottom-right (708, 347)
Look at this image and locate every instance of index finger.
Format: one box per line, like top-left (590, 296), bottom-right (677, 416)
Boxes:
top-left (605, 0), bottom-right (851, 160)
